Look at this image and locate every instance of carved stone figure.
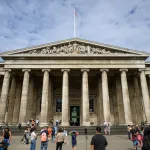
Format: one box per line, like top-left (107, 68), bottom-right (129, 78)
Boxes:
top-left (24, 42), bottom-right (131, 55)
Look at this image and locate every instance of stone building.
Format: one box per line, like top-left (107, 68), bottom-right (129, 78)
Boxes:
top-left (0, 38), bottom-right (150, 126)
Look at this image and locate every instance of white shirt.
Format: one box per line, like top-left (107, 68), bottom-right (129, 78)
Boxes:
top-left (31, 131), bottom-right (36, 140)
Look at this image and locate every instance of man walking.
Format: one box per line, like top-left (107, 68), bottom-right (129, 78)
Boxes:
top-left (91, 127), bottom-right (108, 150)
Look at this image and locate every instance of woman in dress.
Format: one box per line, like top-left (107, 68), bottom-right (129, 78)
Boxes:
top-left (69, 130), bottom-right (78, 150)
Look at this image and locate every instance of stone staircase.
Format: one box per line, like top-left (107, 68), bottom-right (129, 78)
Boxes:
top-left (0, 125), bottom-right (129, 135)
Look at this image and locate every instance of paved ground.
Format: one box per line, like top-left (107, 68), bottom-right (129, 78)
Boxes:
top-left (8, 135), bottom-right (137, 150)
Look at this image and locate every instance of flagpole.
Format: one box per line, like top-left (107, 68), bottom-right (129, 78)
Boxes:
top-left (74, 8), bottom-right (76, 37)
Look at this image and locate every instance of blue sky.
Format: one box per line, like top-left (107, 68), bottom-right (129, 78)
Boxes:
top-left (0, 0), bottom-right (150, 54)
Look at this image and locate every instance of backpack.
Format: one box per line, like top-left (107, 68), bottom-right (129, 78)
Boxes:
top-left (40, 132), bottom-right (47, 142)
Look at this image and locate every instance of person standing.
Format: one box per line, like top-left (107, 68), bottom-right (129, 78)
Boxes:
top-left (91, 127), bottom-right (108, 150)
top-left (104, 121), bottom-right (108, 135)
top-left (69, 130), bottom-right (78, 150)
top-left (2, 127), bottom-right (12, 145)
top-left (30, 128), bottom-right (37, 150)
top-left (127, 125), bottom-right (131, 139)
top-left (56, 127), bottom-right (65, 150)
top-left (142, 127), bottom-right (150, 150)
top-left (51, 127), bottom-right (55, 142)
top-left (40, 127), bottom-right (49, 150)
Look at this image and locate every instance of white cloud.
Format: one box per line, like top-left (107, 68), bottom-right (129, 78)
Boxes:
top-left (0, 0), bottom-right (150, 57)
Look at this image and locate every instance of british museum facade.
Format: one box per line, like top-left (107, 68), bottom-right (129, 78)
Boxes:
top-left (0, 38), bottom-right (150, 126)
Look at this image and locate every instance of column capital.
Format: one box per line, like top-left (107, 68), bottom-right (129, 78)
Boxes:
top-left (4, 69), bottom-right (11, 72)
top-left (61, 69), bottom-right (70, 72)
top-left (22, 69), bottom-right (31, 72)
top-left (119, 69), bottom-right (128, 72)
top-left (42, 69), bottom-right (51, 72)
top-left (81, 69), bottom-right (90, 72)
top-left (139, 68), bottom-right (145, 72)
top-left (100, 69), bottom-right (109, 72)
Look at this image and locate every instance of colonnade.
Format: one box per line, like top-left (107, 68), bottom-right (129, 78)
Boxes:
top-left (0, 68), bottom-right (150, 126)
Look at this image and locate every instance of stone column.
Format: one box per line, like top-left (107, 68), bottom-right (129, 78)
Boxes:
top-left (116, 75), bottom-right (125, 124)
top-left (139, 69), bottom-right (150, 123)
top-left (0, 69), bottom-right (11, 124)
top-left (7, 76), bottom-right (17, 124)
top-left (19, 69), bottom-right (31, 125)
top-left (120, 69), bottom-right (132, 125)
top-left (133, 75), bottom-right (143, 124)
top-left (61, 69), bottom-right (70, 126)
top-left (100, 69), bottom-right (110, 122)
top-left (81, 69), bottom-right (90, 126)
top-left (26, 77), bottom-right (34, 120)
top-left (40, 69), bottom-right (50, 126)
top-left (48, 77), bottom-right (53, 119)
top-left (12, 79), bottom-right (22, 124)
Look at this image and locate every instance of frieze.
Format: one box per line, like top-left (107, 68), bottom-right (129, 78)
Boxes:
top-left (25, 42), bottom-right (131, 55)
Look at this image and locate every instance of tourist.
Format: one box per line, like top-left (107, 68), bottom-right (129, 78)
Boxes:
top-left (51, 127), bottom-right (55, 142)
top-left (30, 128), bottom-right (37, 150)
top-left (142, 127), bottom-right (150, 150)
top-left (56, 127), bottom-right (66, 150)
top-left (56, 120), bottom-right (59, 127)
top-left (25, 127), bottom-right (31, 144)
top-left (20, 127), bottom-right (28, 144)
top-left (137, 130), bottom-right (143, 148)
top-left (130, 127), bottom-right (138, 150)
top-left (2, 127), bottom-right (12, 146)
top-left (31, 119), bottom-right (35, 127)
top-left (54, 126), bottom-right (58, 136)
top-left (85, 128), bottom-right (87, 136)
top-left (47, 126), bottom-right (52, 141)
top-left (104, 121), bottom-right (108, 135)
top-left (40, 127), bottom-right (49, 150)
top-left (36, 118), bottom-right (39, 126)
top-left (127, 125), bottom-right (131, 139)
top-left (91, 126), bottom-right (108, 150)
top-left (69, 130), bottom-right (78, 150)
top-left (17, 121), bottom-right (22, 131)
top-left (63, 127), bottom-right (67, 137)
top-left (106, 124), bottom-right (111, 135)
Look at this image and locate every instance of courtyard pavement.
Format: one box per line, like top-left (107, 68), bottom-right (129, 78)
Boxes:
top-left (8, 135), bottom-right (136, 150)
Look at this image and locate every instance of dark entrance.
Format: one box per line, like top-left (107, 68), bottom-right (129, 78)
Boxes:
top-left (70, 106), bottom-right (80, 126)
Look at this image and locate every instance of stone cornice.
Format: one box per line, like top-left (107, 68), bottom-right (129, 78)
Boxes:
top-left (0, 38), bottom-right (148, 56)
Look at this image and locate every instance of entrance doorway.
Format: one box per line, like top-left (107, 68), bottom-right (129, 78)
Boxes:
top-left (70, 106), bottom-right (80, 126)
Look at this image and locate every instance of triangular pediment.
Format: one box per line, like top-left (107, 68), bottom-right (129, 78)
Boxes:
top-left (0, 38), bottom-right (149, 56)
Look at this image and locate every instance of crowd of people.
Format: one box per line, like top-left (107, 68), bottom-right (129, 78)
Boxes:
top-left (127, 125), bottom-right (150, 150)
top-left (2, 119), bottom-right (150, 150)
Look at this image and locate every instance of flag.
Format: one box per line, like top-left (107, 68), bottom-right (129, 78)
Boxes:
top-left (74, 8), bottom-right (78, 17)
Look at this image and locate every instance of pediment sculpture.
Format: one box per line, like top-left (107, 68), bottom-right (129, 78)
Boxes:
top-left (24, 42), bottom-right (130, 55)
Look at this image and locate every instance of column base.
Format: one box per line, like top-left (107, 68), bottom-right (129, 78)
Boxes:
top-left (125, 122), bottom-right (133, 125)
top-left (40, 122), bottom-right (49, 127)
top-left (61, 122), bottom-right (69, 126)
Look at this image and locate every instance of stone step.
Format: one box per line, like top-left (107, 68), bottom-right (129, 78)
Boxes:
top-left (0, 125), bottom-right (130, 135)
